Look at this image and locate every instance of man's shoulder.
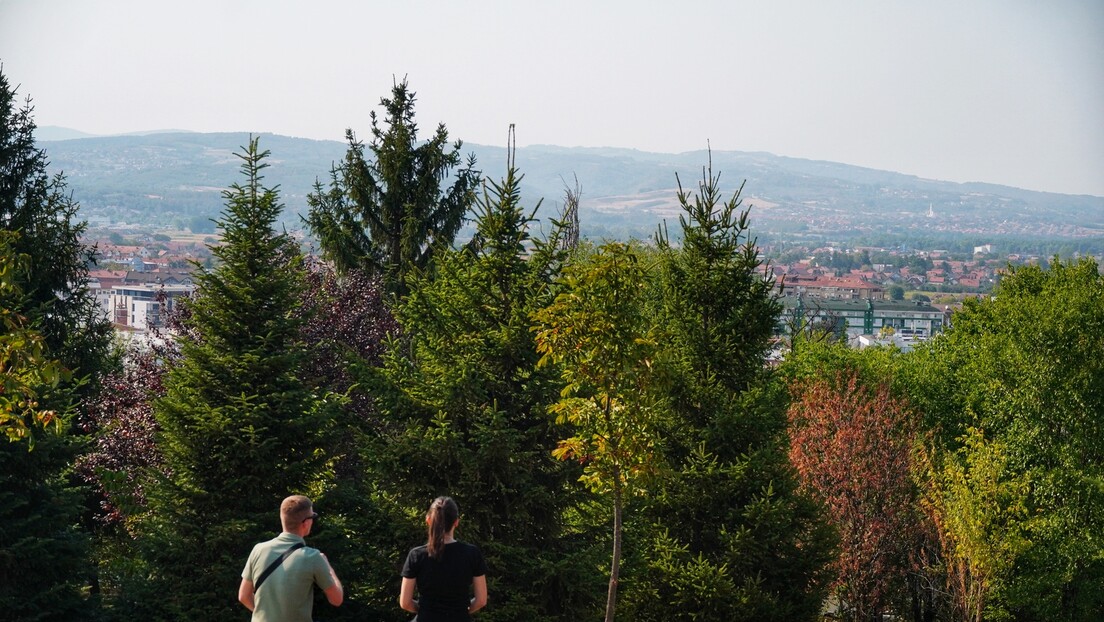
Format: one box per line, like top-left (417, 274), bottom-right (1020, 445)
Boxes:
top-left (249, 536), bottom-right (279, 555)
top-left (251, 534), bottom-right (310, 556)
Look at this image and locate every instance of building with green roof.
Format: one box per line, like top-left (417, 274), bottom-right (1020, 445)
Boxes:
top-left (779, 296), bottom-right (945, 339)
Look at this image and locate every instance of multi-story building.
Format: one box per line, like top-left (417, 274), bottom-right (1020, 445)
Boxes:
top-left (91, 269), bottom-right (197, 332)
top-left (100, 283), bottom-right (194, 330)
top-left (779, 296), bottom-right (945, 339)
top-left (781, 275), bottom-right (885, 300)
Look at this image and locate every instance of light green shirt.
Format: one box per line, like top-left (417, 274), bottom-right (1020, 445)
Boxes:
top-left (242, 532), bottom-right (335, 622)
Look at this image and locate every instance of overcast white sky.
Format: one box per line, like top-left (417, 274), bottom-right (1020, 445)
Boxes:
top-left (1, 0), bottom-right (1101, 196)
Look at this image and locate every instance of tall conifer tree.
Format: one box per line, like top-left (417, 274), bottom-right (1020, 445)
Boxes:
top-left (0, 67), bottom-right (112, 621)
top-left (126, 138), bottom-right (335, 620)
top-left (618, 160), bottom-right (835, 620)
top-left (305, 78), bottom-right (479, 296)
top-left (378, 140), bottom-right (603, 620)
top-left (0, 69), bottom-right (111, 379)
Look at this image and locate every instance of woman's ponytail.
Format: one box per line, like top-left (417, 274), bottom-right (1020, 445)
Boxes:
top-left (426, 496), bottom-right (459, 559)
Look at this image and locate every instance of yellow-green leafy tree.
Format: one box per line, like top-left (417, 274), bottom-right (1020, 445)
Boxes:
top-left (905, 257), bottom-right (1104, 621)
top-left (0, 232), bottom-right (68, 444)
top-left (534, 241), bottom-right (663, 622)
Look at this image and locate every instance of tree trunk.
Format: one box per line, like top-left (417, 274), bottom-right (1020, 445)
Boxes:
top-left (605, 477), bottom-right (623, 622)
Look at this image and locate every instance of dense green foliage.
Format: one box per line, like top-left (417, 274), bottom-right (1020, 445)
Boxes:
top-left (9, 61), bottom-right (1102, 621)
top-left (0, 67), bottom-right (113, 622)
top-left (113, 139), bottom-right (339, 621)
top-left (0, 237), bottom-right (90, 620)
top-left (375, 155), bottom-right (604, 620)
top-left (535, 240), bottom-right (663, 622)
top-left (0, 232), bottom-right (68, 444)
top-left (0, 424), bottom-right (92, 621)
top-left (780, 258), bottom-right (1104, 622)
top-left (305, 79), bottom-right (480, 296)
top-left (0, 237), bottom-right (85, 620)
top-left (618, 166), bottom-right (835, 621)
top-left (783, 343), bottom-right (945, 622)
top-left (904, 257), bottom-right (1104, 621)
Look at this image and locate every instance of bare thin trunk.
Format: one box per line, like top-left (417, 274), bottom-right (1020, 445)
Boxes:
top-left (604, 476), bottom-right (623, 622)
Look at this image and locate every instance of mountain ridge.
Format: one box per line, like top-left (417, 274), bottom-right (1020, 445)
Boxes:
top-left (36, 130), bottom-right (1104, 248)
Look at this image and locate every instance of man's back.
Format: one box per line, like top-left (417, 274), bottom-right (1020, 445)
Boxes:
top-left (242, 532), bottom-right (335, 622)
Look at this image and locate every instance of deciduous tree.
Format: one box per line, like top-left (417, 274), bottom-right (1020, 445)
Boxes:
top-left (0, 232), bottom-right (68, 444)
top-left (534, 241), bottom-right (662, 622)
top-left (787, 369), bottom-right (920, 621)
top-left (75, 343), bottom-right (169, 525)
top-left (904, 257), bottom-right (1104, 621)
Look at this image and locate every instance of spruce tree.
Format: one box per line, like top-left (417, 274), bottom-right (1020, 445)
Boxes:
top-left (0, 67), bottom-right (112, 621)
top-left (378, 144), bottom-right (604, 620)
top-left (618, 160), bottom-right (835, 620)
top-left (305, 78), bottom-right (480, 296)
top-left (125, 138), bottom-right (335, 620)
top-left (0, 233), bottom-right (90, 621)
top-left (0, 69), bottom-right (111, 382)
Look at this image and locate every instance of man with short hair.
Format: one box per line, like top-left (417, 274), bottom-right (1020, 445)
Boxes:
top-left (239, 495), bottom-right (343, 621)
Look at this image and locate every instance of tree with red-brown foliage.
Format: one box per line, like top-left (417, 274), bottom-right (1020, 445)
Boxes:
top-left (76, 346), bottom-right (168, 525)
top-left (786, 365), bottom-right (926, 621)
top-left (297, 258), bottom-right (397, 427)
top-left (77, 290), bottom-right (187, 526)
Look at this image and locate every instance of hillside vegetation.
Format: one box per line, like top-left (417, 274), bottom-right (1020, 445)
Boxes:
top-left (40, 130), bottom-right (1104, 250)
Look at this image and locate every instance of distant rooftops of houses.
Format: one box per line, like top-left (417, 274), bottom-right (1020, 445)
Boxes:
top-left (119, 269), bottom-right (196, 286)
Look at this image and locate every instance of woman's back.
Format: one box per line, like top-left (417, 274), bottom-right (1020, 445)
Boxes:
top-left (402, 540), bottom-right (487, 621)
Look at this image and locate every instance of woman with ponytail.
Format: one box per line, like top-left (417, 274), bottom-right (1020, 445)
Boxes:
top-left (400, 496), bottom-right (487, 620)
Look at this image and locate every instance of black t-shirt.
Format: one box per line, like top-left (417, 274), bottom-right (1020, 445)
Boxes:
top-left (401, 541), bottom-right (487, 622)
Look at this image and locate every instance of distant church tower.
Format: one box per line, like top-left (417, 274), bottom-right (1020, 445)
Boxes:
top-left (927, 203), bottom-right (935, 218)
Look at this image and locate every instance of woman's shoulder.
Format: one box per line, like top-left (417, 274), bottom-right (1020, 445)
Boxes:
top-left (453, 541), bottom-right (488, 574)
top-left (453, 541), bottom-right (484, 557)
top-left (403, 544), bottom-right (429, 567)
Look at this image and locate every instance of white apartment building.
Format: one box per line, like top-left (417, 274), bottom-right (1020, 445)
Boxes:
top-left (98, 283), bottom-right (194, 331)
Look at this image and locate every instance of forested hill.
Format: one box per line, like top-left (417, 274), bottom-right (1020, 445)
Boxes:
top-left (39, 129), bottom-right (1104, 249)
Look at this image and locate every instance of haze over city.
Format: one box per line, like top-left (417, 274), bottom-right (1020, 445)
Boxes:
top-left (1, 0), bottom-right (1101, 196)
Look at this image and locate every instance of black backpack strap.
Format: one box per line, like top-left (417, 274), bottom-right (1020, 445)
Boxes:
top-left (253, 542), bottom-right (305, 593)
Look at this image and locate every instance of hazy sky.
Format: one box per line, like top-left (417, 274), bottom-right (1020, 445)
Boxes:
top-left (1, 0), bottom-right (1101, 196)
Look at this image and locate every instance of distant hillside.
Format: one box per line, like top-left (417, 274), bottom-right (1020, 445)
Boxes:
top-left (35, 125), bottom-right (98, 141)
top-left (35, 126), bottom-right (198, 141)
top-left (39, 131), bottom-right (1104, 251)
